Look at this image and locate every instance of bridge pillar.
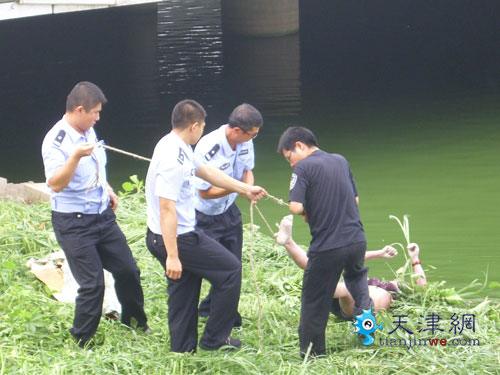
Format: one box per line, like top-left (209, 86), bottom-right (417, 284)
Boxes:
top-left (221, 0), bottom-right (299, 37)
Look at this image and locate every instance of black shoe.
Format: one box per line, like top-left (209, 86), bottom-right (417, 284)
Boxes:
top-left (233, 313), bottom-right (243, 328)
top-left (71, 329), bottom-right (94, 350)
top-left (300, 350), bottom-right (325, 360)
top-left (140, 325), bottom-right (153, 335)
top-left (76, 338), bottom-right (95, 350)
top-left (224, 337), bottom-right (242, 350)
top-left (122, 320), bottom-right (152, 334)
top-left (105, 311), bottom-right (119, 321)
top-left (200, 337), bottom-right (242, 351)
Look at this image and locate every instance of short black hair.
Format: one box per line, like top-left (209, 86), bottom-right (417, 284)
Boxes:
top-left (171, 99), bottom-right (207, 130)
top-left (277, 127), bottom-right (318, 153)
top-left (66, 81), bottom-right (107, 112)
top-left (228, 103), bottom-right (263, 131)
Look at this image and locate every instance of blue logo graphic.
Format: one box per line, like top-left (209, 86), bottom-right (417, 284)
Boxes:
top-left (353, 308), bottom-right (383, 345)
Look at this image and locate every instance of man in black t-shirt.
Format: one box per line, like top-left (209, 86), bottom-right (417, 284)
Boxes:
top-left (277, 127), bottom-right (372, 358)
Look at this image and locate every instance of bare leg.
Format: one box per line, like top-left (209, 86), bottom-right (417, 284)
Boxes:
top-left (275, 215), bottom-right (397, 314)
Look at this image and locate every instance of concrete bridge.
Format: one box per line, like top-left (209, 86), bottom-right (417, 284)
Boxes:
top-left (0, 0), bottom-right (157, 20)
top-left (0, 0), bottom-right (299, 37)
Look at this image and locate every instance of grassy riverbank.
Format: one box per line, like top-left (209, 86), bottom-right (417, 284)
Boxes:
top-left (1, 184), bottom-right (499, 374)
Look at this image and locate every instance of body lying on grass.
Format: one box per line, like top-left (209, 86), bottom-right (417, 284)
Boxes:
top-left (275, 215), bottom-right (427, 320)
top-left (27, 251), bottom-right (121, 319)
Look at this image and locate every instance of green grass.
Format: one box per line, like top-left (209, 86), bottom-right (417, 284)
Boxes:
top-left (1, 185), bottom-right (499, 374)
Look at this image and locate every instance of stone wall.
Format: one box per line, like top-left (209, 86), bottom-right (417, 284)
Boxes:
top-left (0, 177), bottom-right (50, 203)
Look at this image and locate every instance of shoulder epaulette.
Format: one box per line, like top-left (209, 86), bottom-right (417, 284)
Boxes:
top-left (177, 148), bottom-right (185, 165)
top-left (205, 144), bottom-right (220, 161)
top-left (53, 130), bottom-right (66, 147)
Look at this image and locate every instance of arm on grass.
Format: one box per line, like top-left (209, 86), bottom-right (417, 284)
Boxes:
top-left (365, 246), bottom-right (398, 261)
top-left (284, 241), bottom-right (397, 270)
top-left (408, 242), bottom-right (426, 288)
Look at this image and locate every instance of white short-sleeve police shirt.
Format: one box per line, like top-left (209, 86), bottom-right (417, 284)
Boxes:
top-left (146, 131), bottom-right (197, 235)
top-left (193, 125), bottom-right (254, 215)
top-left (41, 116), bottom-right (109, 214)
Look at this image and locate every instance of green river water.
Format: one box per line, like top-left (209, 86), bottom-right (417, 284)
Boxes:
top-left (241, 93), bottom-right (500, 298)
top-left (1, 1), bottom-right (499, 298)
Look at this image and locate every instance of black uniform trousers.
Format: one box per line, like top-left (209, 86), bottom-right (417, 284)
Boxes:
top-left (51, 207), bottom-right (148, 346)
top-left (195, 203), bottom-right (243, 322)
top-left (299, 241), bottom-right (371, 356)
top-left (146, 228), bottom-right (241, 352)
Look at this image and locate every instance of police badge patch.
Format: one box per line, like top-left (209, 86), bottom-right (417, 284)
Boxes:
top-left (289, 173), bottom-right (297, 190)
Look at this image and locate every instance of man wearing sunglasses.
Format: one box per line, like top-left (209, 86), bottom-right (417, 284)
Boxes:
top-left (193, 103), bottom-right (262, 328)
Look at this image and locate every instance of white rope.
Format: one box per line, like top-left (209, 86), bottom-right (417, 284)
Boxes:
top-left (101, 144), bottom-right (151, 162)
top-left (265, 193), bottom-right (289, 207)
top-left (249, 201), bottom-right (263, 351)
top-left (254, 203), bottom-right (278, 239)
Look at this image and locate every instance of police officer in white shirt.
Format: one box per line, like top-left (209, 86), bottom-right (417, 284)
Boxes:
top-left (145, 99), bottom-right (266, 353)
top-left (193, 104), bottom-right (262, 327)
top-left (41, 82), bottom-right (149, 349)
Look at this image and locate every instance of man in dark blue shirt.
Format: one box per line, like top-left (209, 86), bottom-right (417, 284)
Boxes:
top-left (277, 126), bottom-right (372, 358)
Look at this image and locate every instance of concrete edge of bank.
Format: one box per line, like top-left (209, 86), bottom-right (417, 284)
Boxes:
top-left (0, 177), bottom-right (50, 203)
